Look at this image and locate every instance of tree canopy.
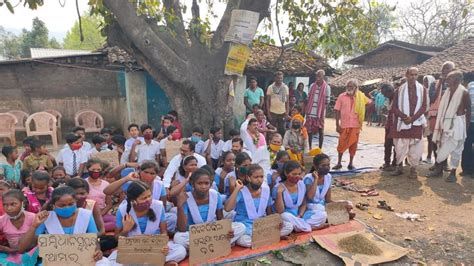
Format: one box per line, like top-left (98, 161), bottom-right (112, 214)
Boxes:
top-left (63, 13), bottom-right (106, 51)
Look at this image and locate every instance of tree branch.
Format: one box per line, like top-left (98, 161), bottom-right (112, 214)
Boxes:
top-left (163, 0), bottom-right (187, 44)
top-left (103, 0), bottom-right (191, 86)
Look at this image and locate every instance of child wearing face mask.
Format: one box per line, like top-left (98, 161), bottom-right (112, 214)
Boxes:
top-left (173, 169), bottom-right (246, 249)
top-left (67, 177), bottom-right (106, 235)
top-left (87, 135), bottom-right (110, 159)
top-left (24, 171), bottom-right (53, 213)
top-left (225, 152), bottom-right (252, 197)
top-left (283, 115), bottom-right (309, 165)
top-left (51, 166), bottom-right (69, 184)
top-left (225, 164), bottom-right (293, 248)
top-left (18, 187), bottom-right (109, 265)
top-left (267, 151), bottom-right (290, 190)
top-left (304, 154), bottom-right (355, 220)
top-left (0, 189), bottom-right (39, 265)
top-left (129, 125), bottom-right (161, 164)
top-left (273, 161), bottom-right (327, 233)
top-left (108, 180), bottom-right (186, 265)
top-left (57, 133), bottom-right (88, 178)
top-left (169, 156), bottom-right (199, 198)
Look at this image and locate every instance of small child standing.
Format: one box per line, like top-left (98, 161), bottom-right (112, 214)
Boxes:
top-left (19, 137), bottom-right (35, 162)
top-left (0, 146), bottom-right (22, 184)
top-left (22, 140), bottom-right (54, 173)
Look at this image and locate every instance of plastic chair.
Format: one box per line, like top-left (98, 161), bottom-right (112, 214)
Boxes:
top-left (44, 109), bottom-right (63, 142)
top-left (26, 112), bottom-right (58, 149)
top-left (0, 113), bottom-right (18, 146)
top-left (7, 110), bottom-right (29, 132)
top-left (74, 109), bottom-right (104, 133)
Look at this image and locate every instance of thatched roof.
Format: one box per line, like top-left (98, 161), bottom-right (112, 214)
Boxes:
top-left (330, 65), bottom-right (407, 87)
top-left (245, 43), bottom-right (334, 76)
top-left (418, 37), bottom-right (474, 75)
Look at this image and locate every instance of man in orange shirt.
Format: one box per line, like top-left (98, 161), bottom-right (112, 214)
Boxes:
top-left (333, 79), bottom-right (370, 170)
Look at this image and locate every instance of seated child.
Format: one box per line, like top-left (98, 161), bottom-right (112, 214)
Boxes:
top-left (51, 166), bottom-right (69, 185)
top-left (204, 127), bottom-right (225, 169)
top-left (225, 152), bottom-right (252, 197)
top-left (215, 151), bottom-right (235, 197)
top-left (225, 164), bottom-right (292, 248)
top-left (169, 156), bottom-right (199, 198)
top-left (24, 171), bottom-right (53, 213)
top-left (267, 151), bottom-right (290, 190)
top-left (22, 140), bottom-right (54, 173)
top-left (0, 146), bottom-right (22, 184)
top-left (108, 180), bottom-right (186, 265)
top-left (304, 154), bottom-right (355, 220)
top-left (272, 161), bottom-right (327, 232)
top-left (57, 133), bottom-right (88, 178)
top-left (19, 137), bottom-right (35, 162)
top-left (20, 170), bottom-right (31, 193)
top-left (0, 190), bottom-right (39, 265)
top-left (173, 169), bottom-right (246, 249)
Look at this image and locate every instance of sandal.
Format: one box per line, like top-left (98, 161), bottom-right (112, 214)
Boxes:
top-left (377, 200), bottom-right (394, 211)
top-left (347, 164), bottom-right (355, 170)
top-left (361, 190), bottom-right (379, 197)
top-left (445, 173), bottom-right (457, 183)
top-left (356, 202), bottom-right (369, 210)
top-left (332, 164), bottom-right (343, 170)
top-left (342, 184), bottom-right (361, 192)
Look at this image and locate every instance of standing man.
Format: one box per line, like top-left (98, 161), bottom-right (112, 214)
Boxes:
top-left (244, 76), bottom-right (264, 116)
top-left (429, 71), bottom-right (471, 182)
top-left (461, 81), bottom-right (474, 178)
top-left (333, 79), bottom-right (370, 170)
top-left (266, 71), bottom-right (290, 136)
top-left (380, 82), bottom-right (397, 171)
top-left (391, 67), bottom-right (428, 178)
top-left (304, 69), bottom-right (331, 149)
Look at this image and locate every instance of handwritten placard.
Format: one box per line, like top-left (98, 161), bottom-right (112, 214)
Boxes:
top-left (189, 219), bottom-right (231, 265)
top-left (38, 233), bottom-right (97, 266)
top-left (90, 150), bottom-right (119, 168)
top-left (116, 235), bottom-right (168, 265)
top-left (252, 214), bottom-right (282, 249)
top-left (326, 202), bottom-right (349, 225)
top-left (165, 140), bottom-right (182, 163)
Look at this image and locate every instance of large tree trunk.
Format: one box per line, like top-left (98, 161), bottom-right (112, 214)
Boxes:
top-left (103, 0), bottom-right (270, 135)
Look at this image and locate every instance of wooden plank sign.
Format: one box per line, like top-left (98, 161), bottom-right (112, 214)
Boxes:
top-left (189, 219), bottom-right (231, 265)
top-left (90, 150), bottom-right (119, 168)
top-left (165, 139), bottom-right (182, 163)
top-left (326, 202), bottom-right (350, 225)
top-left (38, 233), bottom-right (97, 266)
top-left (251, 214), bottom-right (282, 249)
top-left (116, 235), bottom-right (168, 265)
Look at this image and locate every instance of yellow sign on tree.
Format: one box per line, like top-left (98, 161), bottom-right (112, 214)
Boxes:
top-left (224, 43), bottom-right (251, 76)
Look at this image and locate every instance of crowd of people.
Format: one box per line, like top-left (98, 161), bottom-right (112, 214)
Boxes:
top-left (0, 64), bottom-right (471, 265)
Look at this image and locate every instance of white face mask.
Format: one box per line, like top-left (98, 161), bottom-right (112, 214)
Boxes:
top-left (8, 203), bottom-right (24, 220)
top-left (100, 144), bottom-right (109, 151)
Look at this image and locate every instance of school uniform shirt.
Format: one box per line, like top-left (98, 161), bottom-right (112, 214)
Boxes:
top-left (56, 147), bottom-right (88, 176)
top-left (35, 211), bottom-right (98, 235)
top-left (234, 188), bottom-right (272, 235)
top-left (187, 137), bottom-right (206, 155)
top-left (182, 192), bottom-right (223, 228)
top-left (203, 139), bottom-right (225, 159)
top-left (63, 141), bottom-right (92, 152)
top-left (271, 181), bottom-right (314, 220)
top-left (221, 140), bottom-right (251, 154)
top-left (0, 161), bottom-right (22, 183)
top-left (125, 136), bottom-right (145, 150)
top-left (163, 153), bottom-right (207, 188)
top-left (115, 206), bottom-right (166, 234)
top-left (133, 140), bottom-right (161, 163)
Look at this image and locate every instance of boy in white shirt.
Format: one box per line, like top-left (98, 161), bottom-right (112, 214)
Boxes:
top-left (129, 124), bottom-right (160, 164)
top-left (57, 133), bottom-right (88, 177)
top-left (204, 126), bottom-right (225, 169)
top-left (87, 134), bottom-right (110, 158)
top-left (124, 123), bottom-right (144, 150)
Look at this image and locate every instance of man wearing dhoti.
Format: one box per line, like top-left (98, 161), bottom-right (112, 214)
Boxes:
top-left (429, 71), bottom-right (471, 182)
top-left (390, 67), bottom-right (428, 178)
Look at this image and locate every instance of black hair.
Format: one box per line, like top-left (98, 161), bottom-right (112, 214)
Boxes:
top-left (200, 165), bottom-right (215, 177)
top-left (271, 151), bottom-right (290, 170)
top-left (111, 134), bottom-right (126, 146)
top-left (140, 160), bottom-right (159, 173)
top-left (235, 152), bottom-right (251, 167)
top-left (182, 139), bottom-right (196, 152)
top-left (1, 146), bottom-right (15, 158)
top-left (297, 82), bottom-right (304, 89)
top-left (251, 104), bottom-right (260, 109)
top-left (269, 132), bottom-right (282, 141)
top-left (189, 168), bottom-right (212, 185)
top-left (126, 180), bottom-right (156, 222)
top-left (0, 180), bottom-right (11, 189)
top-left (248, 118), bottom-right (258, 125)
top-left (179, 156), bottom-right (197, 177)
top-left (20, 169), bottom-right (31, 187)
top-left (100, 128), bottom-right (113, 135)
top-left (30, 140), bottom-right (44, 152)
top-left (192, 127), bottom-right (204, 134)
top-left (231, 137), bottom-right (243, 146)
top-left (140, 124), bottom-right (153, 133)
top-left (292, 105), bottom-right (302, 113)
top-left (128, 124), bottom-right (139, 131)
top-left (249, 76), bottom-right (257, 81)
top-left (219, 151), bottom-right (234, 168)
top-left (229, 129), bottom-right (240, 137)
top-left (67, 177), bottom-right (90, 193)
top-left (167, 110), bottom-right (178, 119)
top-left (48, 186), bottom-right (76, 210)
top-left (52, 179), bottom-right (67, 188)
top-left (163, 115), bottom-right (175, 123)
top-left (2, 189), bottom-right (28, 210)
top-left (247, 164), bottom-right (263, 177)
top-left (22, 136), bottom-right (35, 145)
top-left (32, 170), bottom-right (50, 183)
top-left (380, 82), bottom-right (394, 93)
top-left (166, 125), bottom-right (177, 134)
top-left (51, 166), bottom-right (66, 176)
top-left (86, 158), bottom-right (103, 171)
top-left (92, 134), bottom-right (106, 145)
top-left (210, 126), bottom-right (221, 135)
top-left (65, 133), bottom-right (81, 144)
top-left (310, 153), bottom-right (330, 172)
top-left (280, 160), bottom-right (302, 182)
top-left (72, 126), bottom-right (85, 133)
top-left (99, 235), bottom-right (118, 253)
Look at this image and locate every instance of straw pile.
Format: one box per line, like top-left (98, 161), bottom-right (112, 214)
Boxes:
top-left (338, 234), bottom-right (383, 256)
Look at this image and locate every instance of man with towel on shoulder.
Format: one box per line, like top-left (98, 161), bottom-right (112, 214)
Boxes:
top-left (429, 70), bottom-right (471, 182)
top-left (390, 67), bottom-right (428, 179)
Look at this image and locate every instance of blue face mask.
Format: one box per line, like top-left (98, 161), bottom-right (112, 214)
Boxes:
top-left (191, 136), bottom-right (201, 143)
top-left (54, 205), bottom-right (77, 218)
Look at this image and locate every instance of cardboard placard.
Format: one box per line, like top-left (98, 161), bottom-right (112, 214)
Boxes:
top-left (189, 219), bottom-right (231, 265)
top-left (326, 202), bottom-right (350, 225)
top-left (251, 214), bottom-right (282, 249)
top-left (313, 230), bottom-right (408, 265)
top-left (116, 235), bottom-right (168, 265)
top-left (165, 139), bottom-right (182, 163)
top-left (90, 150), bottom-right (119, 168)
top-left (38, 233), bottom-right (97, 266)
top-left (224, 43), bottom-right (251, 76)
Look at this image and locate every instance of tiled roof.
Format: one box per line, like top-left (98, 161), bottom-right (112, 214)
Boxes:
top-left (330, 65), bottom-right (408, 87)
top-left (30, 48), bottom-right (92, 58)
top-left (418, 37), bottom-right (474, 75)
top-left (245, 43), bottom-right (334, 76)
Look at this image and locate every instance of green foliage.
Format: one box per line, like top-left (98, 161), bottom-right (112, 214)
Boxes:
top-left (63, 14), bottom-right (106, 50)
top-left (0, 26), bottom-right (22, 59)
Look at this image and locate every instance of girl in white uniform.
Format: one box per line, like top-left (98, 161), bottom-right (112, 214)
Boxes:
top-left (304, 154), bottom-right (355, 220)
top-left (225, 164), bottom-right (293, 247)
top-left (267, 151), bottom-right (290, 190)
top-left (173, 169), bottom-right (246, 249)
top-left (109, 180), bottom-right (186, 265)
top-left (272, 161), bottom-right (327, 232)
